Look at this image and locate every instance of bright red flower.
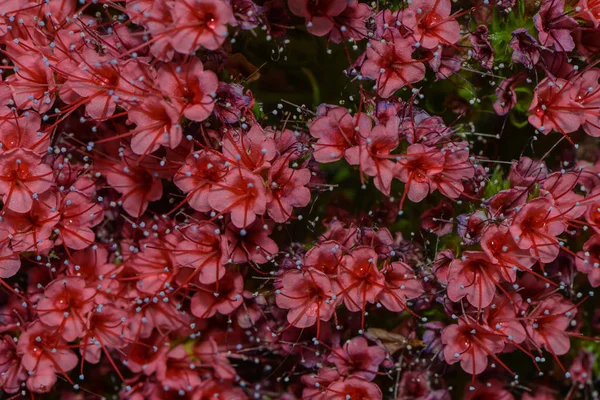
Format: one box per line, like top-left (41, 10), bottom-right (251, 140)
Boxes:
top-left (127, 96), bottom-right (182, 155)
top-left (394, 144), bottom-right (445, 205)
top-left (324, 376), bottom-right (383, 400)
top-left (377, 260), bottom-right (423, 312)
top-left (575, 234), bottom-right (600, 287)
top-left (0, 107), bottom-right (47, 153)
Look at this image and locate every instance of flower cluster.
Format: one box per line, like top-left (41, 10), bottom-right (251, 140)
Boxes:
top-left (1, 0), bottom-right (600, 399)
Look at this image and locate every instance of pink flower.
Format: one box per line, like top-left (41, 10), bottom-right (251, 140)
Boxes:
top-left (127, 96), bottom-right (182, 155)
top-left (578, 0), bottom-right (600, 27)
top-left (226, 219), bottom-right (278, 264)
top-left (174, 150), bottom-right (228, 213)
top-left (509, 197), bottom-right (567, 263)
top-left (56, 192), bottom-right (104, 250)
top-left (572, 68), bottom-right (600, 137)
top-left (525, 294), bottom-right (576, 356)
top-left (328, 336), bottom-right (386, 381)
top-left (267, 157), bottom-right (311, 222)
top-left (0, 336), bottom-right (27, 394)
top-left (329, 0), bottom-right (370, 43)
top-left (325, 376), bottom-right (383, 400)
top-left (310, 107), bottom-right (370, 164)
top-left (394, 144), bottom-right (445, 205)
top-left (351, 117), bottom-right (399, 195)
top-left (361, 36), bottom-right (426, 98)
top-left (17, 320), bottom-right (78, 389)
top-left (175, 222), bottom-right (229, 284)
top-left (7, 53), bottom-right (56, 113)
top-left (190, 270), bottom-right (244, 318)
top-left (406, 0), bottom-right (461, 49)
top-left (533, 0), bottom-right (577, 52)
top-left (338, 247), bottom-right (385, 313)
top-left (0, 148), bottom-right (53, 213)
top-left (377, 261), bottom-right (423, 312)
top-left (0, 108), bottom-right (47, 153)
top-left (288, 0), bottom-right (348, 36)
top-left (276, 267), bottom-right (335, 328)
top-left (442, 316), bottom-right (506, 375)
top-left (36, 277), bottom-right (96, 341)
top-left (157, 60), bottom-right (218, 122)
top-left (575, 234), bottom-right (600, 287)
top-left (446, 251), bottom-right (508, 309)
top-left (102, 152), bottom-right (163, 217)
top-left (528, 78), bottom-right (583, 135)
top-left (155, 345), bottom-right (202, 392)
top-left (0, 241), bottom-right (20, 278)
top-left (222, 125), bottom-right (277, 172)
top-left (208, 167), bottom-right (267, 228)
top-left (171, 0), bottom-right (237, 53)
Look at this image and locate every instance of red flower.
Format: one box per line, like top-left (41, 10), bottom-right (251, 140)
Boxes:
top-left (528, 78), bottom-right (583, 135)
top-left (575, 234), bottom-right (600, 287)
top-left (36, 277), bottom-right (96, 341)
top-left (310, 107), bottom-right (370, 164)
top-left (328, 336), bottom-right (386, 381)
top-left (442, 316), bottom-right (506, 375)
top-left (157, 60), bottom-right (218, 122)
top-left (17, 320), bottom-right (78, 390)
top-left (509, 197), bottom-right (567, 263)
top-left (174, 150), bottom-right (228, 213)
top-left (208, 167), bottom-right (267, 228)
top-left (446, 251), bottom-right (509, 309)
top-left (377, 261), bottom-right (423, 312)
top-left (276, 267), bottom-right (335, 328)
top-left (190, 270), bottom-right (244, 319)
top-left (171, 0), bottom-right (237, 53)
top-left (350, 116), bottom-right (399, 195)
top-left (325, 376), bottom-right (383, 400)
top-left (0, 108), bottom-right (47, 153)
top-left (361, 36), bottom-right (426, 98)
top-left (0, 148), bottom-right (53, 213)
top-left (406, 0), bottom-right (461, 49)
top-left (267, 157), bottom-right (311, 222)
top-left (395, 144), bottom-right (445, 205)
top-left (175, 222), bottom-right (229, 284)
top-left (288, 0), bottom-right (348, 36)
top-left (525, 294), bottom-right (576, 356)
top-left (127, 96), bottom-right (182, 155)
top-left (338, 247), bottom-right (385, 313)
